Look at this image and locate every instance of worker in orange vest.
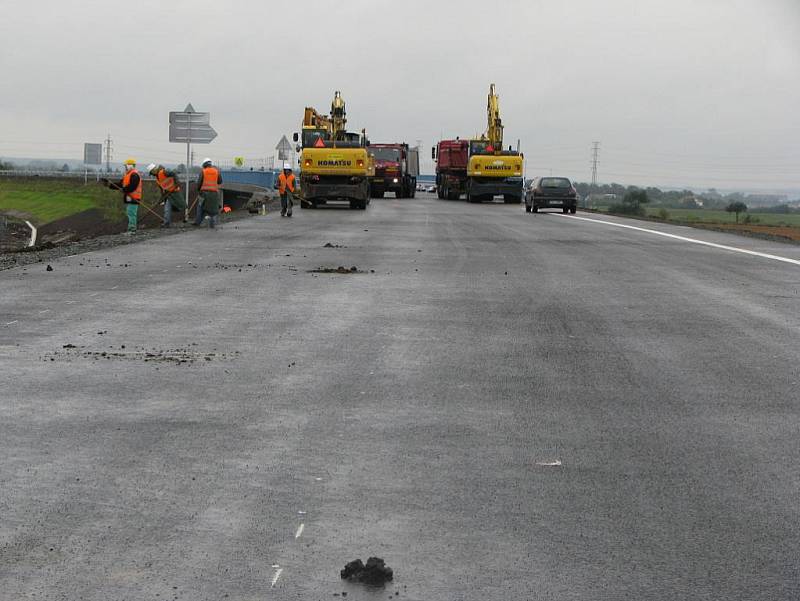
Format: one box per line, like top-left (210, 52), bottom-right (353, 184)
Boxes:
top-left (107, 158), bottom-right (142, 234)
top-left (147, 163), bottom-right (185, 228)
top-left (278, 163), bottom-right (296, 217)
top-left (195, 158), bottom-right (222, 228)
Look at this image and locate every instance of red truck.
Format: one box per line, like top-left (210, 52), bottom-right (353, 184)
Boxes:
top-left (368, 143), bottom-right (419, 198)
top-left (433, 139), bottom-right (469, 200)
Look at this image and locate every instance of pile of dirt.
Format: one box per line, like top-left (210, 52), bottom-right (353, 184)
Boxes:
top-left (340, 557), bottom-right (393, 585)
top-left (0, 220), bottom-right (32, 252)
top-left (323, 242), bottom-right (346, 248)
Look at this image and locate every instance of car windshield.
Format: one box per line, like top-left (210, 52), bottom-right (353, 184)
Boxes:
top-left (540, 178), bottom-right (571, 188)
top-left (369, 147), bottom-right (401, 161)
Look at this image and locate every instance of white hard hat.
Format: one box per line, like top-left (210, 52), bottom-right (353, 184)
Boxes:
top-left (146, 163), bottom-right (157, 173)
top-left (202, 157), bottom-right (213, 166)
top-left (283, 162), bottom-right (291, 170)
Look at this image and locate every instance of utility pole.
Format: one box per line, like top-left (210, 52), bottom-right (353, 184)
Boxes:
top-left (104, 133), bottom-right (113, 173)
top-left (590, 141), bottom-right (600, 209)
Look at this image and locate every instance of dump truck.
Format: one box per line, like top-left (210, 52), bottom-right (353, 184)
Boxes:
top-left (433, 138), bottom-right (469, 200)
top-left (293, 91), bottom-right (374, 210)
top-left (433, 84), bottom-right (524, 203)
top-left (368, 143), bottom-right (419, 198)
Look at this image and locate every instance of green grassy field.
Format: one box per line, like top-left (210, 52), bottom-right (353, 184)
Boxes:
top-left (642, 207), bottom-right (800, 227)
top-left (0, 178), bottom-right (131, 225)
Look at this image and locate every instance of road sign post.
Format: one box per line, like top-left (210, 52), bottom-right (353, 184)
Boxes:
top-left (276, 135), bottom-right (293, 167)
top-left (169, 104), bottom-right (217, 220)
top-left (83, 143), bottom-right (102, 185)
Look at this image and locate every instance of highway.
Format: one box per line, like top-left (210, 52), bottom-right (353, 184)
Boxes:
top-left (1, 193), bottom-right (799, 600)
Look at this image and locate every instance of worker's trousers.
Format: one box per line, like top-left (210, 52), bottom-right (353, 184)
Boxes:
top-left (195, 193), bottom-right (219, 228)
top-left (280, 191), bottom-right (293, 216)
top-left (125, 203), bottom-right (138, 232)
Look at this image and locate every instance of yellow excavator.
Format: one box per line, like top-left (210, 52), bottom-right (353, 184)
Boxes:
top-left (293, 91), bottom-right (374, 210)
top-left (465, 84), bottom-right (524, 203)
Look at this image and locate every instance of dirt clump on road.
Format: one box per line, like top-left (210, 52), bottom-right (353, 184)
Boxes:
top-left (45, 345), bottom-right (240, 365)
top-left (309, 266), bottom-right (363, 274)
top-left (323, 242), bottom-right (346, 248)
top-left (340, 557), bottom-right (394, 585)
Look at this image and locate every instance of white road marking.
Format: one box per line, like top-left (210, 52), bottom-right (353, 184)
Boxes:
top-left (38, 309), bottom-right (50, 314)
top-left (556, 214), bottom-right (800, 266)
top-left (295, 523), bottom-right (305, 539)
top-left (65, 301), bottom-right (77, 304)
top-left (4, 320), bottom-right (18, 326)
top-left (297, 510), bottom-right (307, 515)
top-left (271, 567), bottom-right (284, 587)
top-left (535, 460), bottom-right (562, 466)
top-left (111, 285), bottom-right (119, 290)
top-left (24, 220), bottom-right (37, 247)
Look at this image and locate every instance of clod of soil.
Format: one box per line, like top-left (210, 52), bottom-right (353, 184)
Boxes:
top-left (340, 557), bottom-right (393, 585)
top-left (323, 242), bottom-right (345, 248)
top-left (46, 265), bottom-right (53, 271)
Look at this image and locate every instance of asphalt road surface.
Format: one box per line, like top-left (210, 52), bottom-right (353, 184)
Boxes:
top-left (2, 193), bottom-right (799, 600)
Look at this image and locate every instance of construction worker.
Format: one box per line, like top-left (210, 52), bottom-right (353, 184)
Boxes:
top-left (147, 163), bottom-right (185, 228)
top-left (195, 158), bottom-right (222, 228)
top-left (108, 158), bottom-right (142, 234)
top-left (278, 163), bottom-right (296, 217)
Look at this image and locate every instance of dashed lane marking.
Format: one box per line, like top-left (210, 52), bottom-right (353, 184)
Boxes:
top-left (38, 309), bottom-right (50, 314)
top-left (295, 523), bottom-right (305, 539)
top-left (4, 321), bottom-right (18, 326)
top-left (555, 214), bottom-right (800, 267)
top-left (535, 460), bottom-right (562, 466)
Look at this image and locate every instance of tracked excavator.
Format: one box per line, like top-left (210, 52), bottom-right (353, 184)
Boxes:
top-left (293, 91), bottom-right (374, 210)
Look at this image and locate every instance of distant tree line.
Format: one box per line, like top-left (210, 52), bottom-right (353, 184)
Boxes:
top-left (574, 182), bottom-right (798, 213)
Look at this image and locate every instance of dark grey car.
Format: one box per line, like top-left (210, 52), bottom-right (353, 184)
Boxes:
top-left (525, 177), bottom-right (578, 213)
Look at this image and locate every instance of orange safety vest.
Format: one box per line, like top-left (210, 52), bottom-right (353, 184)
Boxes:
top-left (200, 166), bottom-right (220, 192)
top-left (122, 169), bottom-right (142, 202)
top-left (156, 168), bottom-right (180, 193)
top-left (278, 172), bottom-right (295, 194)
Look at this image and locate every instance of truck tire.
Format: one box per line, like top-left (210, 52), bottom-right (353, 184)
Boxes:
top-left (570, 206), bottom-right (577, 214)
top-left (562, 206), bottom-right (569, 214)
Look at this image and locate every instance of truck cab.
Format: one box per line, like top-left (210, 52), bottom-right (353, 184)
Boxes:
top-left (368, 143), bottom-right (419, 199)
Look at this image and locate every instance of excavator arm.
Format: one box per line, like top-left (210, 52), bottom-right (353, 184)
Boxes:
top-left (485, 83), bottom-right (504, 149)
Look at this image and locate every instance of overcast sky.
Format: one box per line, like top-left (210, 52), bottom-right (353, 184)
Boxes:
top-left (1, 0), bottom-right (798, 191)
